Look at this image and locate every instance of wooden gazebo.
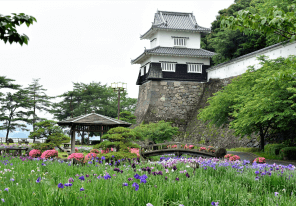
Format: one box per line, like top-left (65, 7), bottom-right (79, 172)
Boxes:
top-left (57, 111), bottom-right (132, 154)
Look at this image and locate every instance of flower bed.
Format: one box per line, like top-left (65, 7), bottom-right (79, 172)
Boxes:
top-left (0, 152), bottom-right (295, 205)
top-left (41, 149), bottom-right (58, 159)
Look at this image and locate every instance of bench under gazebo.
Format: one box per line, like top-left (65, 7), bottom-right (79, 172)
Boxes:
top-left (57, 111), bottom-right (132, 154)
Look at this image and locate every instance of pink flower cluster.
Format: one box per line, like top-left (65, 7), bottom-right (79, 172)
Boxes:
top-left (129, 148), bottom-right (140, 157)
top-left (224, 154), bottom-right (240, 161)
top-left (183, 144), bottom-right (194, 149)
top-left (199, 147), bottom-right (206, 151)
top-left (167, 145), bottom-right (177, 148)
top-left (29, 149), bottom-right (41, 158)
top-left (253, 157), bottom-right (266, 163)
top-left (67, 153), bottom-right (84, 161)
top-left (85, 153), bottom-right (97, 161)
top-left (90, 149), bottom-right (100, 154)
top-left (41, 150), bottom-right (58, 159)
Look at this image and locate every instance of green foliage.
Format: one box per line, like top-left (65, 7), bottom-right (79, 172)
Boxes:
top-left (96, 152), bottom-right (137, 162)
top-left (119, 111), bottom-right (136, 124)
top-left (0, 89), bottom-right (32, 142)
top-left (198, 56), bottom-right (296, 151)
top-left (221, 1), bottom-right (296, 43)
top-left (25, 78), bottom-right (53, 137)
top-left (50, 82), bottom-right (137, 121)
top-left (279, 147), bottom-right (296, 159)
top-left (201, 0), bottom-right (268, 65)
top-left (264, 144), bottom-right (286, 156)
top-left (133, 120), bottom-right (179, 143)
top-left (0, 76), bottom-right (21, 97)
top-left (0, 13), bottom-right (37, 45)
top-left (95, 127), bottom-right (141, 152)
top-left (29, 120), bottom-right (70, 149)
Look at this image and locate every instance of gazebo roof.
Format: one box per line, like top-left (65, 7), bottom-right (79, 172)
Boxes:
top-left (57, 112), bottom-right (132, 127)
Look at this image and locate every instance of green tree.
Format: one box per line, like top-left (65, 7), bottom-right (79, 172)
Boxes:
top-left (119, 111), bottom-right (136, 124)
top-left (25, 79), bottom-right (52, 141)
top-left (133, 120), bottom-right (179, 143)
top-left (0, 90), bottom-right (32, 143)
top-left (197, 56), bottom-right (296, 151)
top-left (221, 2), bottom-right (296, 43)
top-left (0, 76), bottom-right (21, 97)
top-left (95, 127), bottom-right (141, 152)
top-left (50, 82), bottom-right (137, 144)
top-left (0, 13), bottom-right (37, 45)
top-left (29, 120), bottom-right (70, 151)
top-left (201, 0), bottom-right (268, 65)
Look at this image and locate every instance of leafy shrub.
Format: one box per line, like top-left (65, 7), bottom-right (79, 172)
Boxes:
top-left (265, 144), bottom-right (286, 155)
top-left (41, 150), bottom-right (58, 159)
top-left (97, 152), bottom-right (137, 162)
top-left (279, 147), bottom-right (296, 160)
top-left (253, 157), bottom-right (266, 163)
top-left (90, 149), bottom-right (100, 154)
top-left (85, 153), bottom-right (97, 162)
top-left (133, 120), bottom-right (179, 143)
top-left (67, 153), bottom-right (84, 161)
top-left (29, 149), bottom-right (41, 158)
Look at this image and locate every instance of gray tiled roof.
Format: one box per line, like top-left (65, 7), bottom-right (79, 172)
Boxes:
top-left (141, 11), bottom-right (211, 39)
top-left (57, 113), bottom-right (131, 126)
top-left (131, 46), bottom-right (215, 64)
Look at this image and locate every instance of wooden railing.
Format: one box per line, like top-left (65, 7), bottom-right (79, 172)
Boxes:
top-left (140, 142), bottom-right (219, 158)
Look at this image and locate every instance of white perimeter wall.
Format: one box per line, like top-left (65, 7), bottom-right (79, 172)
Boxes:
top-left (207, 41), bottom-right (296, 81)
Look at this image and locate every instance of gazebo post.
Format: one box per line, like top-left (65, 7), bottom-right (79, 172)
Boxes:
top-left (71, 125), bottom-right (75, 154)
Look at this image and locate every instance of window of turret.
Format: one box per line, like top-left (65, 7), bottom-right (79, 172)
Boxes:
top-left (172, 36), bottom-right (188, 47)
top-left (187, 64), bottom-right (202, 73)
top-left (161, 62), bottom-right (176, 72)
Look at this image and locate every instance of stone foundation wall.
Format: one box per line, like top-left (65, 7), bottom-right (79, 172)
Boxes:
top-left (134, 80), bottom-right (205, 131)
top-left (134, 77), bottom-right (260, 149)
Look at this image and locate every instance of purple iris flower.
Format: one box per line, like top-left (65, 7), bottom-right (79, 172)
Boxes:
top-left (104, 174), bottom-right (111, 180)
top-left (80, 187), bottom-right (85, 191)
top-left (185, 173), bottom-right (190, 178)
top-left (255, 171), bottom-right (259, 175)
top-left (10, 178), bottom-right (14, 181)
top-left (134, 174), bottom-right (141, 179)
top-left (132, 182), bottom-right (139, 191)
top-left (58, 183), bottom-right (64, 189)
top-left (175, 177), bottom-right (179, 181)
top-left (41, 163), bottom-right (46, 166)
top-left (68, 178), bottom-right (74, 183)
top-left (36, 177), bottom-right (41, 183)
top-left (112, 155), bottom-right (115, 158)
top-left (211, 201), bottom-right (219, 205)
top-left (4, 188), bottom-right (8, 192)
top-left (122, 183), bottom-right (128, 186)
top-left (64, 183), bottom-right (73, 187)
top-left (165, 176), bottom-right (168, 180)
top-left (86, 174), bottom-right (89, 178)
top-left (1, 198), bottom-right (4, 202)
top-left (79, 176), bottom-right (85, 181)
top-left (140, 178), bottom-right (147, 183)
top-left (172, 166), bottom-right (177, 171)
top-left (255, 176), bottom-right (260, 181)
top-left (275, 192), bottom-right (279, 196)
top-left (128, 178), bottom-right (133, 181)
top-left (101, 156), bottom-right (105, 160)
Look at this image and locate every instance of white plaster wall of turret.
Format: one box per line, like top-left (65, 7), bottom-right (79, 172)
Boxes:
top-left (149, 30), bottom-right (201, 49)
top-left (207, 41), bottom-right (296, 81)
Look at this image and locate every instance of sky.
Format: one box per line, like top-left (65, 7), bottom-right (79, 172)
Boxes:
top-left (0, 0), bottom-right (235, 137)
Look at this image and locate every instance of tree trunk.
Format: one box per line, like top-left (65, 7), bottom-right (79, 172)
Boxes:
top-left (260, 128), bottom-right (264, 152)
top-left (33, 93), bottom-right (36, 142)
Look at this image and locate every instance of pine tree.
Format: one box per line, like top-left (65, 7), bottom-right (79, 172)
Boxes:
top-left (0, 76), bottom-right (21, 97)
top-left (25, 79), bottom-right (52, 142)
top-left (0, 90), bottom-right (32, 143)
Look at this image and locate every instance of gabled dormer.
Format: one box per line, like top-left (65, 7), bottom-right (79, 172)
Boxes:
top-left (141, 11), bottom-right (211, 49)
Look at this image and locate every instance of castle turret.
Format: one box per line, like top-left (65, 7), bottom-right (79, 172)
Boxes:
top-left (131, 10), bottom-right (215, 85)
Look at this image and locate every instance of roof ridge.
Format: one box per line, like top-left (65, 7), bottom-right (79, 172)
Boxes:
top-left (158, 10), bottom-right (193, 15)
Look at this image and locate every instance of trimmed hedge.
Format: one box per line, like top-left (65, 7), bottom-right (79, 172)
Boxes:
top-left (264, 144), bottom-right (286, 155)
top-left (96, 152), bottom-right (137, 162)
top-left (279, 147), bottom-right (296, 160)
